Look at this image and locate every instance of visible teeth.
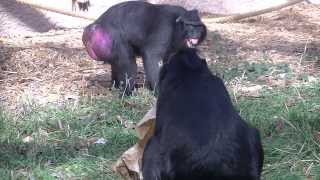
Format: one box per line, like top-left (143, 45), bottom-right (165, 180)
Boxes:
top-left (187, 40), bottom-right (196, 48)
top-left (190, 38), bottom-right (199, 44)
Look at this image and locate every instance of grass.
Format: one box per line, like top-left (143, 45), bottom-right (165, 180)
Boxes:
top-left (0, 91), bottom-right (154, 179)
top-left (209, 61), bottom-right (293, 82)
top-left (1, 71), bottom-right (320, 179)
top-left (237, 84), bottom-right (320, 179)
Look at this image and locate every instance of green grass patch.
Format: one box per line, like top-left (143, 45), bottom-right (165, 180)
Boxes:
top-left (1, 80), bottom-right (320, 179)
top-left (210, 61), bottom-right (293, 82)
top-left (237, 83), bottom-right (320, 179)
top-left (0, 91), bottom-right (154, 179)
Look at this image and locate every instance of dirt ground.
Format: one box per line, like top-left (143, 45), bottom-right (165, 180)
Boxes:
top-left (0, 0), bottom-right (130, 37)
top-left (0, 2), bottom-right (319, 111)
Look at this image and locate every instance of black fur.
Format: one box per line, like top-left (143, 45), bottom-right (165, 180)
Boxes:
top-left (142, 48), bottom-right (264, 180)
top-left (82, 1), bottom-right (206, 95)
top-left (72, 0), bottom-right (90, 11)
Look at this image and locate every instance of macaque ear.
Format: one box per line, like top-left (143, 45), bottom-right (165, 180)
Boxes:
top-left (178, 9), bottom-right (203, 25)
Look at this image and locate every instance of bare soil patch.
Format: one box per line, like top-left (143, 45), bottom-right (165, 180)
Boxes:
top-left (0, 3), bottom-right (319, 111)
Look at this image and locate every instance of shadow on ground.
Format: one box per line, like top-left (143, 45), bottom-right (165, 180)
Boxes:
top-left (0, 0), bottom-right (57, 36)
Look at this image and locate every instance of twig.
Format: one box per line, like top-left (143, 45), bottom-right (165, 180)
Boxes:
top-left (298, 38), bottom-right (310, 73)
top-left (16, 0), bottom-right (306, 24)
top-left (202, 0), bottom-right (305, 23)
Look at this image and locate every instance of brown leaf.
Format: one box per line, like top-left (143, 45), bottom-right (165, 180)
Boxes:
top-left (314, 131), bottom-right (320, 142)
top-left (275, 119), bottom-right (285, 132)
top-left (285, 97), bottom-right (297, 107)
top-left (113, 105), bottom-right (156, 180)
top-left (239, 85), bottom-right (263, 97)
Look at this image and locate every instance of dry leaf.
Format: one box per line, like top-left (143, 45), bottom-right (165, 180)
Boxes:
top-left (239, 85), bottom-right (263, 97)
top-left (22, 135), bottom-right (34, 143)
top-left (113, 105), bottom-right (156, 180)
top-left (275, 119), bottom-right (285, 132)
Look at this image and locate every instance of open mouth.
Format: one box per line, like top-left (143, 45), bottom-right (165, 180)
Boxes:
top-left (186, 38), bottom-right (199, 48)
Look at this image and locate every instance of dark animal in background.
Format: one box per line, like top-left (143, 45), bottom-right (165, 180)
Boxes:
top-left (142, 48), bottom-right (264, 180)
top-left (82, 1), bottom-right (206, 95)
top-left (72, 0), bottom-right (90, 11)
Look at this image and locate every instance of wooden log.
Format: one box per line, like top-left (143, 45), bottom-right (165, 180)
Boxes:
top-left (16, 0), bottom-right (96, 21)
top-left (203, 0), bottom-right (305, 23)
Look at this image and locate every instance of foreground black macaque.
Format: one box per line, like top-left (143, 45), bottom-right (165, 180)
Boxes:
top-left (142, 48), bottom-right (264, 180)
top-left (82, 1), bottom-right (206, 95)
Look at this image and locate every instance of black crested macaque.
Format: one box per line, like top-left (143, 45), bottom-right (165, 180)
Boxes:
top-left (82, 1), bottom-right (206, 95)
top-left (142, 48), bottom-right (264, 180)
top-left (72, 0), bottom-right (90, 11)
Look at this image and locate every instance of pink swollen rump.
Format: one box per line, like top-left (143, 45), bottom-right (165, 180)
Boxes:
top-left (82, 24), bottom-right (112, 61)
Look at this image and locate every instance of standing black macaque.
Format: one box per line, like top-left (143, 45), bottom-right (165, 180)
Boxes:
top-left (72, 0), bottom-right (90, 11)
top-left (142, 48), bottom-right (264, 180)
top-left (82, 1), bottom-right (206, 95)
